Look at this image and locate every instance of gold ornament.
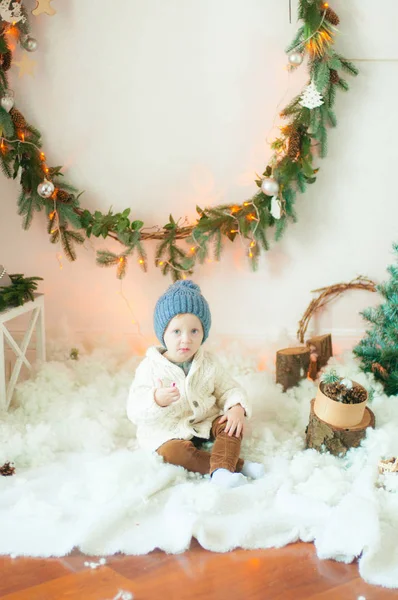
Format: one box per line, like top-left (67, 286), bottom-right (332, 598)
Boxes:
top-left (32, 0), bottom-right (56, 17)
top-left (13, 53), bottom-right (36, 78)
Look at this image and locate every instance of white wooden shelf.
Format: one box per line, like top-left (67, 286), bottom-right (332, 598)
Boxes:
top-left (0, 293), bottom-right (46, 410)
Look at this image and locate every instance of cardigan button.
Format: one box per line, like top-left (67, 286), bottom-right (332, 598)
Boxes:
top-left (193, 401), bottom-right (199, 407)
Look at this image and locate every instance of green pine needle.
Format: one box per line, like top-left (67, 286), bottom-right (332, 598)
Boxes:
top-left (321, 369), bottom-right (340, 384)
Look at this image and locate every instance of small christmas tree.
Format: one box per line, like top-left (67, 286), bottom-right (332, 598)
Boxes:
top-left (353, 243), bottom-right (398, 395)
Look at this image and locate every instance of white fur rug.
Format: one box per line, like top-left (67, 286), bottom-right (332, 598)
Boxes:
top-left (1, 348), bottom-right (398, 589)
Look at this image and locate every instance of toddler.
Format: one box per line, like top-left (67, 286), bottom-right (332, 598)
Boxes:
top-left (127, 280), bottom-right (264, 488)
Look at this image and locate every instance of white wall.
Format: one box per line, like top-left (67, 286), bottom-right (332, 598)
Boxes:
top-left (1, 0), bottom-right (397, 356)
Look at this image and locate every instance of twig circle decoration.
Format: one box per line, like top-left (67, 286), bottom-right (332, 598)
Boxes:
top-left (0, 1), bottom-right (358, 280)
top-left (297, 277), bottom-right (377, 344)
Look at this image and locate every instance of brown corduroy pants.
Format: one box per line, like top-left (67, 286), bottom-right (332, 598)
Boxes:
top-left (156, 416), bottom-right (244, 475)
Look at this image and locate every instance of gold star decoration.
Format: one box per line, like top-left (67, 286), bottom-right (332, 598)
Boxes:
top-left (32, 0), bottom-right (56, 17)
top-left (13, 54), bottom-right (37, 78)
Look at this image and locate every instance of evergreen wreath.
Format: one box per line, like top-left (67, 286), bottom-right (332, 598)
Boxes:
top-left (0, 1), bottom-right (358, 281)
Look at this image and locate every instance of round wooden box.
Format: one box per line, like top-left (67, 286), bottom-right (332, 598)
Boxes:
top-left (314, 381), bottom-right (367, 428)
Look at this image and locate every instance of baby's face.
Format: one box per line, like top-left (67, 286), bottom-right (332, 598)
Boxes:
top-left (163, 314), bottom-right (204, 363)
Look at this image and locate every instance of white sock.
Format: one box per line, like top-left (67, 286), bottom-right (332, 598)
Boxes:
top-left (211, 468), bottom-right (248, 488)
top-left (240, 461), bottom-right (265, 479)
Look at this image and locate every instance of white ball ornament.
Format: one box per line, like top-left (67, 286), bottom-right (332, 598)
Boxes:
top-left (37, 179), bottom-right (55, 198)
top-left (288, 52), bottom-right (303, 66)
top-left (261, 177), bottom-right (279, 196)
top-left (23, 36), bottom-right (38, 52)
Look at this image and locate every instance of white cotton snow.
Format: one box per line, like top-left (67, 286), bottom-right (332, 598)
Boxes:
top-left (0, 347), bottom-right (397, 589)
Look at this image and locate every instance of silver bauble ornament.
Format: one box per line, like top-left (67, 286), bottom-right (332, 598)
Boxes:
top-left (0, 90), bottom-right (14, 113)
top-left (22, 36), bottom-right (38, 52)
top-left (261, 177), bottom-right (279, 196)
top-left (37, 179), bottom-right (55, 198)
top-left (288, 52), bottom-right (304, 66)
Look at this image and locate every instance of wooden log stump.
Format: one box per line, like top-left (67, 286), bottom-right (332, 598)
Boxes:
top-left (306, 333), bottom-right (333, 369)
top-left (305, 399), bottom-right (375, 456)
top-left (276, 346), bottom-right (310, 391)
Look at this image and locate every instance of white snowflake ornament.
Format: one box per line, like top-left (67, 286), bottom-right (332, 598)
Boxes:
top-left (299, 81), bottom-right (324, 109)
top-left (270, 196), bottom-right (282, 219)
top-left (0, 0), bottom-right (26, 23)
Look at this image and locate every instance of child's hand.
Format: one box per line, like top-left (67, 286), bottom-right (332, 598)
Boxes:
top-left (154, 379), bottom-right (181, 407)
top-left (219, 405), bottom-right (245, 437)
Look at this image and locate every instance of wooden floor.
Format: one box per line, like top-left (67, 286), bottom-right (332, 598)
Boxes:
top-left (1, 541), bottom-right (397, 600)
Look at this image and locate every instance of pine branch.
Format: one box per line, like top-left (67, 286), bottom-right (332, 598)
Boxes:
top-left (335, 54), bottom-right (359, 77)
top-left (96, 250), bottom-right (120, 267)
top-left (314, 62), bottom-right (330, 92)
top-left (57, 203), bottom-right (83, 229)
top-left (17, 194), bottom-right (40, 229)
top-left (285, 25), bottom-right (305, 53)
top-left (0, 273), bottom-right (42, 311)
top-left (0, 153), bottom-right (12, 178)
top-left (59, 227), bottom-right (83, 261)
top-left (274, 218), bottom-right (287, 241)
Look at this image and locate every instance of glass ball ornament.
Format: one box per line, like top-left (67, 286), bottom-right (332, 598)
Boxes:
top-left (288, 52), bottom-right (304, 67)
top-left (261, 177), bottom-right (279, 196)
top-left (22, 35), bottom-right (38, 52)
top-left (37, 179), bottom-right (55, 198)
top-left (0, 89), bottom-right (14, 113)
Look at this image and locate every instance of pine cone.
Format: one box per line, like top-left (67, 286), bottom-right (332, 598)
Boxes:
top-left (1, 50), bottom-right (12, 72)
top-left (287, 130), bottom-right (301, 160)
top-left (57, 189), bottom-right (72, 204)
top-left (350, 384), bottom-right (367, 404)
top-left (325, 7), bottom-right (340, 26)
top-left (10, 108), bottom-right (27, 130)
top-left (0, 462), bottom-right (15, 476)
top-left (324, 381), bottom-right (343, 400)
top-left (330, 69), bottom-right (340, 84)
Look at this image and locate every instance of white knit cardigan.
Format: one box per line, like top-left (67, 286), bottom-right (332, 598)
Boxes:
top-left (127, 346), bottom-right (251, 452)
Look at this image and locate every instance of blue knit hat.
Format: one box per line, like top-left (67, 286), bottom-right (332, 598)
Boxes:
top-left (154, 280), bottom-right (211, 346)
